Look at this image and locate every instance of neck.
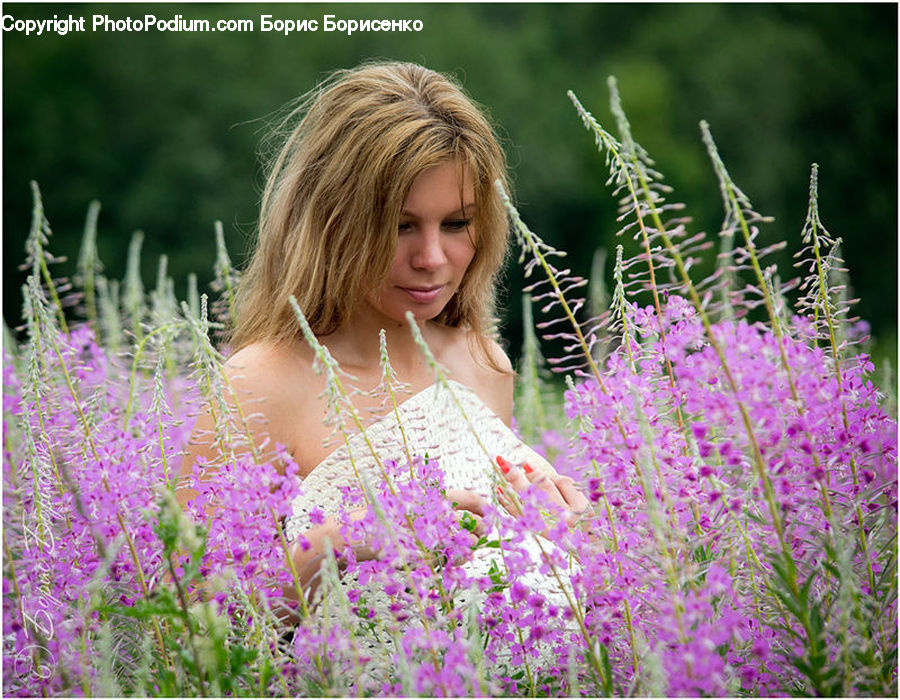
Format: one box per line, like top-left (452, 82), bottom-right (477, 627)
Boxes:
top-left (318, 304), bottom-right (433, 379)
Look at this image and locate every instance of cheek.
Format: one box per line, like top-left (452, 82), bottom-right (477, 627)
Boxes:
top-left (453, 237), bottom-right (477, 271)
top-left (384, 245), bottom-right (408, 281)
top-left (462, 251), bottom-right (476, 276)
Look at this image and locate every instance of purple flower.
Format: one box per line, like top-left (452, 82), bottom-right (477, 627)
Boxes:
top-left (308, 506), bottom-right (326, 526)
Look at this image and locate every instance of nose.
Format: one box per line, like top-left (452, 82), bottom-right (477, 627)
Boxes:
top-left (410, 227), bottom-right (447, 271)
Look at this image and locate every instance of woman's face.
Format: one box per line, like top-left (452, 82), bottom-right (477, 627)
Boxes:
top-left (366, 161), bottom-right (477, 323)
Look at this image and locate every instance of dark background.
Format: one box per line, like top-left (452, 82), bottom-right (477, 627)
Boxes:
top-left (3, 2), bottom-right (897, 368)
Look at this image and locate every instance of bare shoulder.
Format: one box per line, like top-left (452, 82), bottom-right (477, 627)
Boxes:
top-left (432, 324), bottom-right (515, 426)
top-left (224, 339), bottom-right (324, 437)
top-left (464, 332), bottom-right (515, 426)
top-left (477, 333), bottom-right (514, 375)
top-left (224, 341), bottom-right (313, 397)
top-left (183, 340), bottom-right (321, 472)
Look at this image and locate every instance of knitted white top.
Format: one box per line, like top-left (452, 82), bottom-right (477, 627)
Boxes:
top-left (285, 379), bottom-right (554, 541)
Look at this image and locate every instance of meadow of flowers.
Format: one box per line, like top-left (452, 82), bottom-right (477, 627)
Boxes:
top-left (3, 80), bottom-right (897, 697)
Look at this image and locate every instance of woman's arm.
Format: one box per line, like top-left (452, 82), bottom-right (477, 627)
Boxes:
top-left (462, 332), bottom-right (515, 426)
top-left (177, 343), bottom-right (345, 609)
top-left (177, 343), bottom-right (298, 510)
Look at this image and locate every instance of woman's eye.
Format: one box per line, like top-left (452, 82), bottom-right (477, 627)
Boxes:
top-left (398, 222), bottom-right (413, 233)
top-left (443, 218), bottom-right (471, 231)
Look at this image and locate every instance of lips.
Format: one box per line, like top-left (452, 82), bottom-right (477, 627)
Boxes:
top-left (398, 285), bottom-right (445, 304)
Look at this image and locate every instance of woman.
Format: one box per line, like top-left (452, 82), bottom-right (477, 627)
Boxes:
top-left (178, 61), bottom-right (587, 606)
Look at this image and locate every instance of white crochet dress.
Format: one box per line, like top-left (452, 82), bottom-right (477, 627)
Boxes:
top-left (284, 380), bottom-right (578, 685)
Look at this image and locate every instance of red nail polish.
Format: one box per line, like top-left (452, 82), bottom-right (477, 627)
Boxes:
top-left (524, 462), bottom-right (533, 474)
top-left (497, 486), bottom-right (505, 496)
top-left (496, 456), bottom-right (510, 474)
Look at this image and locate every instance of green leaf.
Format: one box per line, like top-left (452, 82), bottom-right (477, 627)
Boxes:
top-left (459, 511), bottom-right (478, 533)
top-left (258, 657), bottom-right (274, 695)
top-left (230, 644), bottom-right (259, 672)
top-left (599, 642), bottom-right (614, 696)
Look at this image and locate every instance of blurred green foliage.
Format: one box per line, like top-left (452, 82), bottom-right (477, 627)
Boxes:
top-left (3, 2), bottom-right (896, 365)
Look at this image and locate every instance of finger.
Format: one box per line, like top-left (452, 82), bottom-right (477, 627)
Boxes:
top-left (497, 456), bottom-right (582, 523)
top-left (497, 457), bottom-right (530, 492)
top-left (522, 456), bottom-right (554, 479)
top-left (499, 458), bottom-right (569, 513)
top-left (503, 466), bottom-right (533, 493)
top-left (495, 484), bottom-right (520, 518)
top-left (445, 488), bottom-right (488, 517)
top-left (522, 461), bottom-right (542, 482)
top-left (496, 456), bottom-right (532, 508)
top-left (553, 475), bottom-right (590, 513)
top-left (552, 476), bottom-right (591, 526)
top-left (497, 455), bottom-right (547, 482)
top-left (528, 470), bottom-right (572, 511)
top-left (522, 461), bottom-right (561, 494)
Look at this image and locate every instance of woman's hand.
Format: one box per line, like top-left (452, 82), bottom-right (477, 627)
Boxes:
top-left (445, 489), bottom-right (490, 537)
top-left (495, 455), bottom-right (590, 528)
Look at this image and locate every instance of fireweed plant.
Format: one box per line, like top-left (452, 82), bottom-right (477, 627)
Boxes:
top-left (3, 80), bottom-right (897, 697)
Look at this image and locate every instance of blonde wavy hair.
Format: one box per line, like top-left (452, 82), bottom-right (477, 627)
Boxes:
top-left (232, 61), bottom-right (510, 363)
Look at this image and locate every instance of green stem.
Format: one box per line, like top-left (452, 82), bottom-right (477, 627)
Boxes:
top-left (122, 323), bottom-right (181, 429)
top-left (166, 552), bottom-right (208, 695)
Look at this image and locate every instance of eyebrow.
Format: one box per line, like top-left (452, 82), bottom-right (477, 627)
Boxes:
top-left (400, 203), bottom-right (476, 218)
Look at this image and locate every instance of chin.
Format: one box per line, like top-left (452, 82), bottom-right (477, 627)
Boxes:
top-left (400, 307), bottom-right (442, 323)
top-left (374, 293), bottom-right (453, 326)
